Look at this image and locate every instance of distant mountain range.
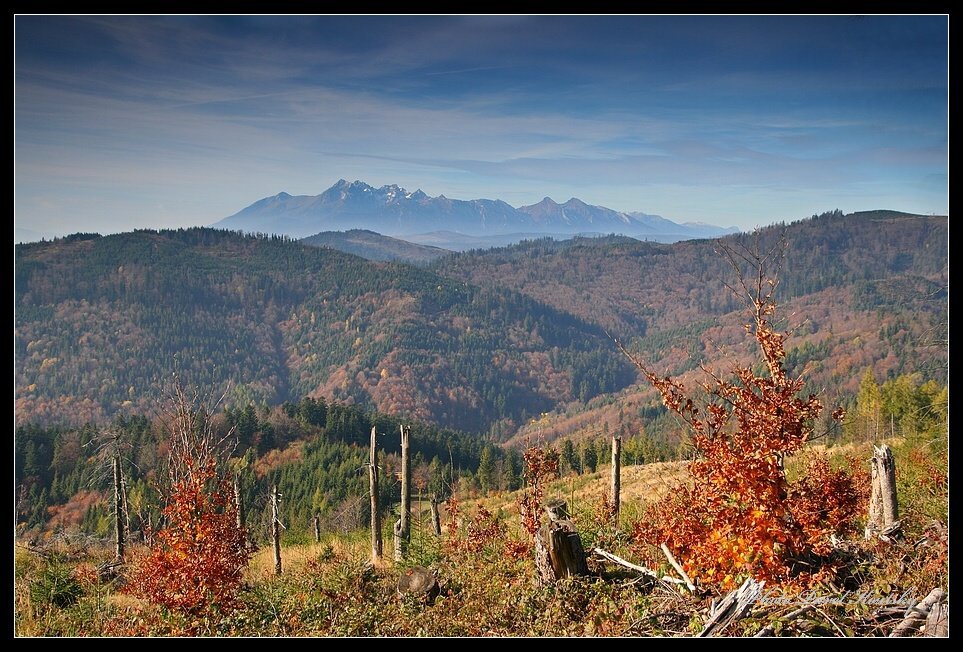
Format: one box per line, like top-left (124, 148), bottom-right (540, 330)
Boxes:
top-left (213, 179), bottom-right (739, 247)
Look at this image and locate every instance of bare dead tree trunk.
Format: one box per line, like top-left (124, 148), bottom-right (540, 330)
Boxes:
top-left (234, 471), bottom-right (245, 531)
top-left (393, 518), bottom-right (404, 562)
top-left (399, 425), bottom-right (411, 558)
top-left (866, 444), bottom-right (899, 539)
top-left (430, 496), bottom-right (442, 536)
top-left (119, 473), bottom-right (131, 541)
top-left (610, 436), bottom-right (621, 527)
top-left (313, 515), bottom-right (321, 543)
top-left (534, 499), bottom-right (588, 584)
top-left (369, 426), bottom-right (382, 564)
top-left (112, 456), bottom-right (125, 562)
top-left (144, 513), bottom-right (153, 547)
top-left (271, 484), bottom-right (282, 575)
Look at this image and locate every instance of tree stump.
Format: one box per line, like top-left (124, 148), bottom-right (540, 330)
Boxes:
top-left (866, 444), bottom-right (900, 540)
top-left (397, 566), bottom-right (440, 604)
top-left (535, 499), bottom-right (588, 584)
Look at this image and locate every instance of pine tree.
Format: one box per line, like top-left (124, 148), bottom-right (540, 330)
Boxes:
top-left (477, 447), bottom-right (496, 495)
top-left (561, 439), bottom-right (578, 475)
top-left (579, 439), bottom-right (597, 474)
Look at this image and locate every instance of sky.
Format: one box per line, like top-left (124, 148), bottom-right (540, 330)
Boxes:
top-left (14, 15), bottom-right (948, 241)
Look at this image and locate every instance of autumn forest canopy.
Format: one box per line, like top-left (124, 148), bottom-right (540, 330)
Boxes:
top-left (16, 209), bottom-right (946, 433)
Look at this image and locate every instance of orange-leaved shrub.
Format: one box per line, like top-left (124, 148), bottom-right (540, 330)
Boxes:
top-left (130, 459), bottom-right (250, 615)
top-left (128, 383), bottom-right (252, 616)
top-left (622, 241), bottom-right (860, 589)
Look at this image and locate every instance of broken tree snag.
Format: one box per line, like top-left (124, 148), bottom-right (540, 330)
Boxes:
top-left (430, 496), bottom-right (442, 536)
top-left (398, 424), bottom-right (411, 559)
top-left (890, 588), bottom-right (945, 637)
top-left (113, 456), bottom-right (125, 563)
top-left (369, 426), bottom-right (382, 564)
top-left (397, 566), bottom-right (440, 604)
top-left (611, 436), bottom-right (621, 527)
top-left (120, 473), bottom-right (131, 541)
top-left (698, 577), bottom-right (765, 637)
top-left (313, 514), bottom-right (321, 543)
top-left (234, 471), bottom-right (245, 531)
top-left (534, 499), bottom-right (589, 584)
top-left (866, 444), bottom-right (900, 540)
top-left (271, 484), bottom-right (282, 575)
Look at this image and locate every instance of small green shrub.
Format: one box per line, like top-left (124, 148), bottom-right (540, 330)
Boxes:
top-left (30, 562), bottom-right (83, 609)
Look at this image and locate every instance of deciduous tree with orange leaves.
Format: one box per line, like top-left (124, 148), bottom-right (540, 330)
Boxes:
top-left (129, 382), bottom-right (253, 616)
top-left (619, 237), bottom-right (859, 589)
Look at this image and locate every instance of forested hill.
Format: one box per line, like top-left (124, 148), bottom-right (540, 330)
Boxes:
top-left (300, 229), bottom-right (451, 264)
top-left (15, 228), bottom-right (633, 433)
top-left (15, 210), bottom-right (947, 442)
top-left (435, 210), bottom-right (948, 338)
top-left (433, 210), bottom-right (947, 446)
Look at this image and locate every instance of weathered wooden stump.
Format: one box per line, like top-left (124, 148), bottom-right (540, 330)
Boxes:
top-left (397, 566), bottom-right (440, 603)
top-left (535, 499), bottom-right (589, 584)
top-left (866, 444), bottom-right (900, 540)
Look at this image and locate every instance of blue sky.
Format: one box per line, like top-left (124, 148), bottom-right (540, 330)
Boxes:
top-left (14, 15), bottom-right (948, 241)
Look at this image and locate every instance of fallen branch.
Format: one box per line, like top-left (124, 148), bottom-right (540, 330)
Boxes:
top-left (813, 606), bottom-right (847, 637)
top-left (753, 605), bottom-right (814, 637)
top-left (592, 547), bottom-right (660, 580)
top-left (661, 543), bottom-right (696, 593)
top-left (698, 577), bottom-right (765, 637)
top-left (890, 588), bottom-right (944, 637)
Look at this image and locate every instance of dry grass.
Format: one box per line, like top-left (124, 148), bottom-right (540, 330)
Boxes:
top-left (247, 535), bottom-right (370, 580)
top-left (467, 459), bottom-right (688, 527)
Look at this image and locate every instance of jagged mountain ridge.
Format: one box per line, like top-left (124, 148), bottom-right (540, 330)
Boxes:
top-left (213, 179), bottom-right (739, 243)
